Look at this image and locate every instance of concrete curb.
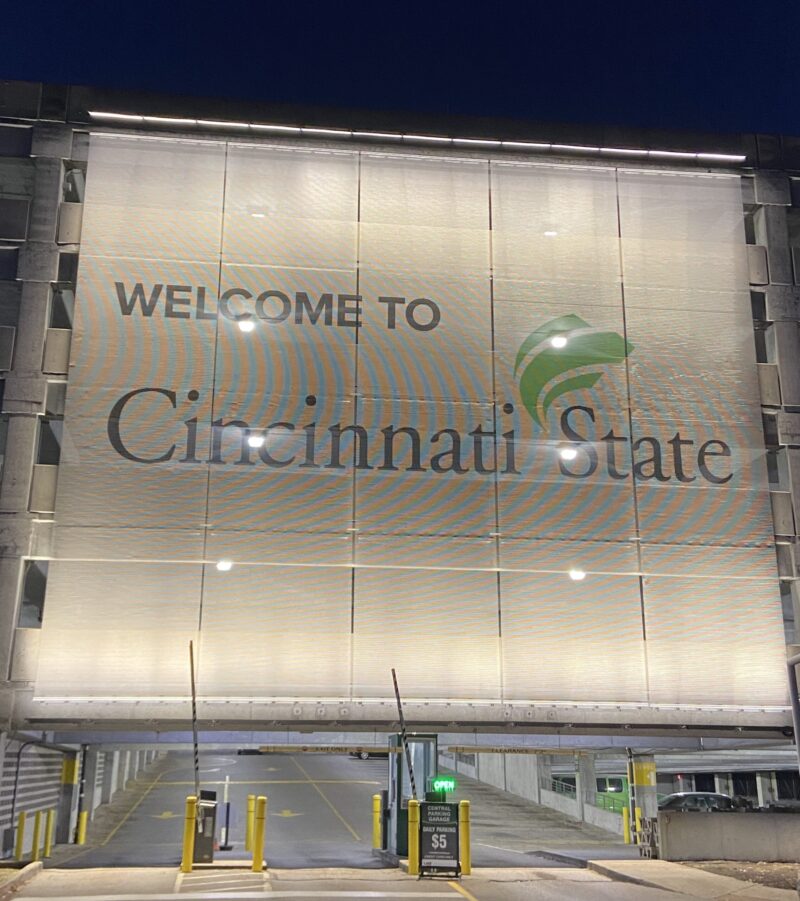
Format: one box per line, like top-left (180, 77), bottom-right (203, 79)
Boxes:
top-left (586, 860), bottom-right (798, 899)
top-left (536, 854), bottom-right (684, 893)
top-left (0, 861), bottom-right (43, 898)
top-left (585, 860), bottom-right (664, 890)
top-left (535, 850), bottom-right (589, 867)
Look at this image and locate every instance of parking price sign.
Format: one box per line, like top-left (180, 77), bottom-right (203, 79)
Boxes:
top-left (420, 802), bottom-right (459, 876)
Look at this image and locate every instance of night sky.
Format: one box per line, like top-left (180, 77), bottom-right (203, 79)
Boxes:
top-left (4, 0), bottom-right (800, 136)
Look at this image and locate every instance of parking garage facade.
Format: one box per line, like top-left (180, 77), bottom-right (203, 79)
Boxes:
top-left (0, 81), bottom-right (799, 747)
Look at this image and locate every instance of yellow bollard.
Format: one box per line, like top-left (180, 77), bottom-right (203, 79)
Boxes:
top-left (634, 806), bottom-right (642, 843)
top-left (180, 796), bottom-right (197, 874)
top-left (245, 794), bottom-right (255, 852)
top-left (14, 811), bottom-right (26, 861)
top-left (32, 811), bottom-right (43, 861)
top-left (76, 809), bottom-right (88, 845)
top-left (251, 795), bottom-right (267, 873)
top-left (622, 806), bottom-right (631, 844)
top-left (372, 794), bottom-right (382, 849)
top-left (44, 809), bottom-right (55, 857)
top-left (459, 800), bottom-right (471, 876)
top-left (407, 799), bottom-right (420, 876)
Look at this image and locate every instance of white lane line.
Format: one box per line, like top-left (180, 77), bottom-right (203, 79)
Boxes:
top-left (26, 892), bottom-right (456, 900)
top-left (475, 841), bottom-right (528, 853)
top-left (42, 890), bottom-right (452, 901)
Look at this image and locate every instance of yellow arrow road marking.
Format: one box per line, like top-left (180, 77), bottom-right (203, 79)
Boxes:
top-left (272, 808), bottom-right (303, 818)
top-left (151, 811), bottom-right (179, 819)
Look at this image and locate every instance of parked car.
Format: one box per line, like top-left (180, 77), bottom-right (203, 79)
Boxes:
top-left (658, 792), bottom-right (734, 811)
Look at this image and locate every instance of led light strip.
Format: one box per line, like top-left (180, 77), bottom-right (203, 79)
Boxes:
top-left (88, 111), bottom-right (747, 164)
top-left (30, 695), bottom-right (790, 712)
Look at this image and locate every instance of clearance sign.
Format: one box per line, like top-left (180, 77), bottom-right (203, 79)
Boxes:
top-left (35, 133), bottom-right (788, 718)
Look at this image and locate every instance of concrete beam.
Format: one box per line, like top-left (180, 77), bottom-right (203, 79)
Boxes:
top-left (754, 172), bottom-right (792, 206)
top-left (31, 124), bottom-right (73, 160)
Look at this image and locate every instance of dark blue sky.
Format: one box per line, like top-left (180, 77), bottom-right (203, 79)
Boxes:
top-left (5, 0), bottom-right (800, 135)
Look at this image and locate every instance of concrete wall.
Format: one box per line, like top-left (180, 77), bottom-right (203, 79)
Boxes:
top-left (505, 755), bottom-right (542, 804)
top-left (444, 750), bottom-right (621, 834)
top-left (584, 804), bottom-right (623, 833)
top-left (659, 811), bottom-right (800, 862)
top-left (539, 788), bottom-right (580, 819)
top-left (476, 753), bottom-right (505, 790)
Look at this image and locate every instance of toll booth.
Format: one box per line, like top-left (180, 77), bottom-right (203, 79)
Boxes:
top-left (386, 733), bottom-right (437, 857)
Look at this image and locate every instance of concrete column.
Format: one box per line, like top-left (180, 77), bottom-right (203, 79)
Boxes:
top-left (535, 754), bottom-right (551, 802)
top-left (55, 754), bottom-right (80, 844)
top-left (755, 205), bottom-right (793, 285)
top-left (117, 751), bottom-right (130, 791)
top-left (27, 158), bottom-right (61, 245)
top-left (0, 414), bottom-right (37, 513)
top-left (714, 773), bottom-right (734, 796)
top-left (0, 558), bottom-right (23, 685)
top-left (575, 754), bottom-right (596, 821)
top-left (100, 751), bottom-right (119, 804)
top-left (631, 755), bottom-right (658, 819)
top-left (81, 750), bottom-right (101, 820)
top-left (529, 755), bottom-right (542, 804)
top-left (756, 772), bottom-right (778, 808)
top-left (9, 281), bottom-right (49, 381)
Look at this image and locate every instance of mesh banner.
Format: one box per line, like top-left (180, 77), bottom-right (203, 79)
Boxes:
top-left (34, 135), bottom-right (787, 712)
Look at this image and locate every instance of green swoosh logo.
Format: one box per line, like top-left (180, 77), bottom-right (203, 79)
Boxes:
top-left (515, 315), bottom-right (633, 427)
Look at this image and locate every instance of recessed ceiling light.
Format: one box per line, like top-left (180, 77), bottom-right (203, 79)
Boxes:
top-left (543, 230), bottom-right (558, 237)
top-left (550, 335), bottom-right (568, 349)
top-left (238, 320), bottom-right (255, 333)
top-left (559, 447), bottom-right (578, 461)
top-left (216, 560), bottom-right (233, 572)
top-left (247, 434), bottom-right (265, 448)
top-left (568, 568), bottom-right (586, 581)
top-left (251, 212), bottom-right (266, 218)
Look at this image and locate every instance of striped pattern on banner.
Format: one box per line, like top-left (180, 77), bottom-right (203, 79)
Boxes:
top-left (31, 135), bottom-right (788, 711)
